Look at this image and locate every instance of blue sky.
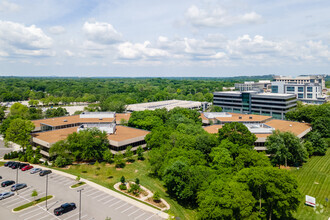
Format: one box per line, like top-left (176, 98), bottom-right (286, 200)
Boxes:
top-left (0, 0), bottom-right (329, 77)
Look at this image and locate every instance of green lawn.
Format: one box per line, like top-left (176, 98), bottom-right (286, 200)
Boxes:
top-left (291, 150), bottom-right (330, 220)
top-left (53, 153), bottom-right (197, 219)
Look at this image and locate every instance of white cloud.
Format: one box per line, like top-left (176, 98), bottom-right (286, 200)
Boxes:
top-left (185, 5), bottom-right (262, 27)
top-left (83, 21), bottom-right (122, 45)
top-left (117, 41), bottom-right (169, 60)
top-left (64, 50), bottom-right (74, 57)
top-left (0, 20), bottom-right (53, 57)
top-left (0, 1), bottom-right (19, 12)
top-left (48, 25), bottom-right (66, 35)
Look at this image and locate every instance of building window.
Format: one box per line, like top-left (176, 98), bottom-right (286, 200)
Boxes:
top-left (298, 87), bottom-right (304, 92)
top-left (307, 93), bottom-right (313, 99)
top-left (287, 86), bottom-right (294, 92)
top-left (272, 85), bottom-right (278, 93)
top-left (307, 87), bottom-right (313, 92)
top-left (298, 93), bottom-right (303, 99)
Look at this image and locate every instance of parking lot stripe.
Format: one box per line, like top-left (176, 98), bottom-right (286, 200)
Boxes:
top-left (92, 193), bottom-right (105, 200)
top-left (128, 209), bottom-right (140, 216)
top-left (62, 212), bottom-right (79, 220)
top-left (115, 203), bottom-right (128, 210)
top-left (121, 205), bottom-right (134, 213)
top-left (134, 212), bottom-right (146, 220)
top-left (145, 213), bottom-right (157, 220)
top-left (3, 196), bottom-right (22, 205)
top-left (24, 210), bottom-right (47, 220)
top-left (108, 200), bottom-right (122, 207)
top-left (38, 213), bottom-right (53, 220)
top-left (97, 195), bottom-right (110, 202)
top-left (102, 197), bottom-right (116, 204)
top-left (85, 190), bottom-right (100, 197)
top-left (80, 214), bottom-right (88, 219)
top-left (19, 207), bottom-right (40, 217)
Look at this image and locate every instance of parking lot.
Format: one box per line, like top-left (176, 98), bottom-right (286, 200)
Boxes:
top-left (0, 165), bottom-right (163, 220)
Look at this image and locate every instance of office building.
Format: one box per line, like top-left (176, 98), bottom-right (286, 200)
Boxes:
top-left (213, 91), bottom-right (297, 119)
top-left (126, 99), bottom-right (208, 111)
top-left (273, 75), bottom-right (325, 90)
top-left (235, 80), bottom-right (271, 92)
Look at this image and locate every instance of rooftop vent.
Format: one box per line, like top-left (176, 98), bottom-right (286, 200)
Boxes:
top-left (249, 116), bottom-right (253, 119)
top-left (289, 124), bottom-right (292, 127)
top-left (239, 116), bottom-right (242, 119)
top-left (99, 118), bottom-right (103, 120)
top-left (63, 119), bottom-right (68, 122)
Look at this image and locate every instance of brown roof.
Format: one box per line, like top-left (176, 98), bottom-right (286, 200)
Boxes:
top-left (32, 127), bottom-right (78, 144)
top-left (216, 113), bottom-right (271, 123)
top-left (32, 125), bottom-right (149, 145)
top-left (116, 113), bottom-right (131, 123)
top-left (32, 115), bottom-right (114, 128)
top-left (203, 125), bottom-right (223, 134)
top-left (107, 126), bottom-right (149, 142)
top-left (265, 119), bottom-right (311, 136)
top-left (200, 113), bottom-right (208, 121)
top-left (255, 133), bottom-right (271, 138)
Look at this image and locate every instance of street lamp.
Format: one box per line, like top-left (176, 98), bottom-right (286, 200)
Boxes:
top-left (77, 188), bottom-right (84, 220)
top-left (16, 167), bottom-right (19, 195)
top-left (45, 173), bottom-right (49, 210)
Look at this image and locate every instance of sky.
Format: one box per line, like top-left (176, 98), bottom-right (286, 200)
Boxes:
top-left (0, 0), bottom-right (330, 77)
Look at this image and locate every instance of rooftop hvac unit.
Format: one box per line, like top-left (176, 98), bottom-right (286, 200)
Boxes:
top-left (99, 118), bottom-right (103, 120)
top-left (249, 116), bottom-right (253, 119)
top-left (239, 116), bottom-right (242, 119)
top-left (63, 119), bottom-right (68, 122)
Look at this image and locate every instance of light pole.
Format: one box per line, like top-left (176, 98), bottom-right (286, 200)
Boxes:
top-left (45, 174), bottom-right (49, 210)
top-left (16, 167), bottom-right (19, 195)
top-left (77, 188), bottom-right (84, 220)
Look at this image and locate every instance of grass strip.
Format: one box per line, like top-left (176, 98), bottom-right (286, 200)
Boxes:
top-left (13, 195), bottom-right (53, 212)
top-left (71, 181), bottom-right (86, 188)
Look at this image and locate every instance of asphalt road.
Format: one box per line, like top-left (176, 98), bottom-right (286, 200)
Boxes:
top-left (0, 166), bottom-right (162, 220)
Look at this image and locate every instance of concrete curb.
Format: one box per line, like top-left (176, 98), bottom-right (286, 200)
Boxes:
top-left (1, 161), bottom-right (169, 219)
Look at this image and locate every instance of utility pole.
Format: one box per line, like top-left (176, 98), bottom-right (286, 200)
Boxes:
top-left (77, 188), bottom-right (84, 220)
top-left (45, 174), bottom-right (49, 210)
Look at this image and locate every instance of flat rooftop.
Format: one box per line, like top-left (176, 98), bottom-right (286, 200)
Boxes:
top-left (216, 113), bottom-right (272, 122)
top-left (32, 114), bottom-right (115, 128)
top-left (32, 125), bottom-right (149, 145)
top-left (253, 93), bottom-right (296, 97)
top-left (126, 99), bottom-right (203, 111)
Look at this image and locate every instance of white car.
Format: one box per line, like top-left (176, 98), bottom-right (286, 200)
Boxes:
top-left (0, 191), bottom-right (14, 200)
top-left (30, 168), bottom-right (42, 174)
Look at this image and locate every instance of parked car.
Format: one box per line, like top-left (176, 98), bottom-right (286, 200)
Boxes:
top-left (54, 203), bottom-right (76, 216)
top-left (39, 170), bottom-right (52, 176)
top-left (1, 180), bottom-right (15, 187)
top-left (0, 191), bottom-right (14, 200)
top-left (11, 183), bottom-right (27, 191)
top-left (21, 165), bottom-right (33, 171)
top-left (11, 162), bottom-right (20, 169)
top-left (30, 168), bottom-right (42, 174)
top-left (8, 162), bottom-right (17, 168)
top-left (19, 163), bottom-right (29, 169)
top-left (4, 161), bottom-right (14, 167)
top-left (0, 176), bottom-right (2, 179)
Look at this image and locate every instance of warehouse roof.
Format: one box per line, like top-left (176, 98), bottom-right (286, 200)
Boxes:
top-left (126, 99), bottom-right (203, 111)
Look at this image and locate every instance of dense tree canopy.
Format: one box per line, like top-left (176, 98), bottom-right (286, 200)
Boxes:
top-left (5, 118), bottom-right (35, 148)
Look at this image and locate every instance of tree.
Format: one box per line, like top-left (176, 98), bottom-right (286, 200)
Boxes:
top-left (135, 178), bottom-right (140, 185)
top-left (218, 122), bottom-right (257, 147)
top-left (197, 180), bottom-right (256, 220)
top-left (236, 167), bottom-right (301, 220)
top-left (5, 118), bottom-right (35, 148)
top-left (0, 106), bottom-right (5, 122)
top-left (114, 153), bottom-right (125, 168)
top-left (153, 191), bottom-right (161, 202)
top-left (312, 117), bottom-right (330, 138)
top-left (234, 149), bottom-right (271, 172)
top-left (45, 107), bottom-right (68, 118)
top-left (9, 103), bottom-right (29, 119)
top-left (120, 176), bottom-right (125, 184)
top-left (31, 189), bottom-right (38, 203)
top-left (209, 105), bottom-right (222, 112)
top-left (136, 146), bottom-right (144, 160)
top-left (124, 146), bottom-right (134, 162)
top-left (210, 146), bottom-right (233, 169)
top-left (102, 149), bottom-right (113, 163)
top-left (308, 131), bottom-right (327, 155)
top-left (266, 130), bottom-right (308, 167)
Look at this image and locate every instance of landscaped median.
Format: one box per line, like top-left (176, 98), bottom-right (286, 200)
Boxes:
top-left (13, 195), bottom-right (53, 212)
top-left (70, 181), bottom-right (86, 188)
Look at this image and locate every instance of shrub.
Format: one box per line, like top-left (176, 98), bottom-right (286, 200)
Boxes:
top-left (128, 183), bottom-right (141, 196)
top-left (119, 184), bottom-right (127, 190)
top-left (153, 191), bottom-right (161, 202)
top-left (137, 146), bottom-right (144, 160)
top-left (120, 176), bottom-right (125, 184)
top-left (54, 156), bottom-right (72, 167)
top-left (82, 170), bottom-right (87, 173)
top-left (44, 161), bottom-right (49, 166)
top-left (135, 178), bottom-right (140, 185)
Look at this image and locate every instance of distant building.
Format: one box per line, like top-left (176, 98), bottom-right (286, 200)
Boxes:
top-left (200, 112), bottom-right (272, 125)
top-left (203, 119), bottom-right (312, 151)
top-left (126, 99), bottom-right (208, 111)
top-left (235, 80), bottom-right (271, 92)
top-left (213, 91), bottom-right (297, 119)
top-left (273, 75), bottom-right (325, 90)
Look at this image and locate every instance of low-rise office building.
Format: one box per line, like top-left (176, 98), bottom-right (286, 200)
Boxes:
top-left (200, 112), bottom-right (272, 125)
top-left (235, 80), bottom-right (271, 92)
top-left (126, 99), bottom-right (208, 111)
top-left (273, 75), bottom-right (325, 90)
top-left (203, 119), bottom-right (312, 151)
top-left (213, 91), bottom-right (297, 119)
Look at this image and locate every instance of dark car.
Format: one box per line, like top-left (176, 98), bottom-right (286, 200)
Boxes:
top-left (39, 170), bottom-right (52, 176)
top-left (1, 180), bottom-right (15, 187)
top-left (19, 163), bottom-right (29, 169)
top-left (4, 161), bottom-right (14, 167)
top-left (11, 162), bottom-right (21, 169)
top-left (54, 203), bottom-right (76, 216)
top-left (8, 162), bottom-right (17, 168)
top-left (11, 183), bottom-right (27, 191)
